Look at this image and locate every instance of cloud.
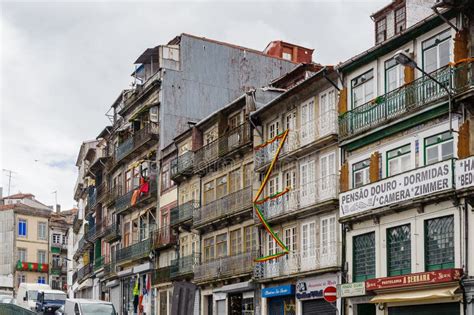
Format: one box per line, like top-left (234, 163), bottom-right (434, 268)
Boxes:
top-left (0, 0), bottom-right (388, 209)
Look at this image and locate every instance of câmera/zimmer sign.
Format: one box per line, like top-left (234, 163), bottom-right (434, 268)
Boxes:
top-left (340, 160), bottom-right (453, 218)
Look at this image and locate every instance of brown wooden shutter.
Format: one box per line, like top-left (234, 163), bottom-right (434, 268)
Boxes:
top-left (404, 66), bottom-right (415, 85)
top-left (340, 161), bottom-right (349, 192)
top-left (369, 152), bottom-right (380, 182)
top-left (454, 28), bottom-right (469, 63)
top-left (338, 87), bottom-right (348, 115)
top-left (458, 119), bottom-right (471, 159)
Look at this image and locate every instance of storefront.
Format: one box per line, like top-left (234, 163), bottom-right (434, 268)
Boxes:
top-left (296, 274), bottom-right (338, 315)
top-left (105, 279), bottom-right (121, 314)
top-left (211, 281), bottom-right (255, 315)
top-left (337, 282), bottom-right (374, 315)
top-left (262, 284), bottom-right (296, 315)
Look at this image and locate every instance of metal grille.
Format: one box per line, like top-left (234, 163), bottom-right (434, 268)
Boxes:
top-left (387, 224), bottom-right (411, 276)
top-left (353, 232), bottom-right (375, 282)
top-left (425, 215), bottom-right (454, 271)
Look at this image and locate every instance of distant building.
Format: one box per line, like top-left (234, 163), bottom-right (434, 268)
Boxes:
top-left (1, 193), bottom-right (51, 211)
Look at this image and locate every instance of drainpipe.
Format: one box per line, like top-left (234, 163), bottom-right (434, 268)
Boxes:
top-left (432, 2), bottom-right (460, 33)
top-left (322, 67), bottom-right (341, 91)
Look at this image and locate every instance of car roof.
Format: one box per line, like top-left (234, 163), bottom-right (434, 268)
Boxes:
top-left (67, 299), bottom-right (113, 304)
top-left (38, 289), bottom-right (66, 294)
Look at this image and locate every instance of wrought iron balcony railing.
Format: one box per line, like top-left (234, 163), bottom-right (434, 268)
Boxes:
top-left (170, 200), bottom-right (198, 226)
top-left (258, 175), bottom-right (338, 221)
top-left (103, 223), bottom-right (121, 243)
top-left (116, 238), bottom-right (151, 263)
top-left (170, 151), bottom-right (194, 181)
top-left (152, 225), bottom-right (177, 249)
top-left (115, 123), bottom-right (159, 163)
top-left (73, 214), bottom-right (82, 233)
top-left (77, 263), bottom-right (93, 283)
top-left (254, 243), bottom-right (340, 280)
top-left (115, 179), bottom-right (157, 215)
top-left (50, 262), bottom-right (67, 275)
top-left (193, 186), bottom-right (252, 228)
top-left (194, 250), bottom-right (256, 282)
top-left (86, 222), bottom-right (106, 243)
top-left (170, 253), bottom-right (200, 279)
top-left (194, 122), bottom-right (251, 171)
top-left (96, 182), bottom-right (108, 203)
top-left (87, 187), bottom-right (97, 210)
top-left (74, 235), bottom-right (91, 260)
top-left (255, 111), bottom-right (338, 169)
top-left (94, 256), bottom-right (105, 271)
top-left (339, 61), bottom-right (474, 139)
top-left (151, 266), bottom-right (172, 285)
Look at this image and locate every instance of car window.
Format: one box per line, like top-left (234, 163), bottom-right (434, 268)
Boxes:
top-left (44, 293), bottom-right (67, 301)
top-left (28, 290), bottom-right (38, 301)
top-left (81, 303), bottom-right (116, 315)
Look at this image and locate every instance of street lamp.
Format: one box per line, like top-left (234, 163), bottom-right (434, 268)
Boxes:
top-left (393, 50), bottom-right (453, 132)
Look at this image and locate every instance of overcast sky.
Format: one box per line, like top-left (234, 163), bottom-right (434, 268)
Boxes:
top-left (0, 0), bottom-right (388, 210)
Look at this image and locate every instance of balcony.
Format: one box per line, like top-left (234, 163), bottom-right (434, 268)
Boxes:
top-left (170, 200), bottom-right (198, 227)
top-left (194, 122), bottom-right (251, 172)
top-left (115, 179), bottom-right (157, 215)
top-left (339, 159), bottom-right (454, 221)
top-left (151, 266), bottom-right (171, 285)
top-left (77, 263), bottom-right (93, 283)
top-left (170, 253), bottom-right (200, 279)
top-left (339, 62), bottom-right (474, 140)
top-left (258, 175), bottom-right (338, 223)
top-left (255, 112), bottom-right (338, 169)
top-left (103, 223), bottom-right (121, 243)
top-left (16, 261), bottom-right (49, 273)
top-left (50, 262), bottom-right (67, 275)
top-left (87, 187), bottom-right (97, 210)
top-left (194, 251), bottom-right (256, 283)
top-left (170, 151), bottom-right (194, 182)
top-left (116, 238), bottom-right (151, 264)
top-left (74, 236), bottom-right (92, 260)
top-left (51, 241), bottom-right (68, 252)
top-left (94, 256), bottom-right (105, 271)
top-left (103, 185), bottom-right (121, 206)
top-left (86, 222), bottom-right (106, 243)
top-left (114, 123), bottom-right (159, 164)
top-left (193, 186), bottom-right (253, 229)
top-left (72, 271), bottom-right (77, 284)
top-left (73, 214), bottom-right (82, 234)
top-left (254, 243), bottom-right (340, 280)
top-left (96, 182), bottom-right (108, 203)
top-left (152, 225), bottom-right (177, 249)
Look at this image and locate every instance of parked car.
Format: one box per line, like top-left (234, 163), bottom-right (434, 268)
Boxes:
top-left (0, 294), bottom-right (15, 304)
top-left (35, 289), bottom-right (66, 314)
top-left (62, 299), bottom-right (116, 315)
top-left (16, 283), bottom-right (51, 311)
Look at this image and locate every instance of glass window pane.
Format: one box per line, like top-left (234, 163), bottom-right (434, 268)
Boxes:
top-left (424, 46), bottom-right (438, 74)
top-left (387, 224), bottom-right (411, 276)
top-left (426, 146), bottom-right (439, 165)
top-left (353, 232), bottom-right (376, 281)
top-left (439, 40), bottom-right (450, 67)
top-left (441, 140), bottom-right (454, 160)
top-left (425, 216), bottom-right (454, 270)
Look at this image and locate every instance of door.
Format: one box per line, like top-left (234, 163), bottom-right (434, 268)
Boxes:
top-left (228, 293), bottom-right (242, 315)
top-left (388, 303), bottom-right (459, 315)
top-left (268, 298), bottom-right (284, 315)
top-left (300, 98), bottom-right (315, 145)
top-left (320, 215), bottom-right (337, 267)
top-left (319, 152), bottom-right (336, 200)
top-left (319, 88), bottom-right (337, 136)
top-left (302, 299), bottom-right (336, 315)
top-left (285, 111), bottom-right (298, 151)
top-left (300, 221), bottom-right (316, 271)
top-left (299, 160), bottom-right (315, 206)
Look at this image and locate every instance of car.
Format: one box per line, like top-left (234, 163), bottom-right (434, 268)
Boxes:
top-left (63, 299), bottom-right (117, 315)
top-left (35, 289), bottom-right (67, 315)
top-left (16, 283), bottom-right (51, 311)
top-left (0, 294), bottom-right (15, 304)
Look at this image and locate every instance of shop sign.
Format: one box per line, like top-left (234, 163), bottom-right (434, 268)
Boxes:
top-left (337, 282), bottom-right (366, 298)
top-left (340, 160), bottom-right (452, 218)
top-left (296, 274), bottom-right (338, 300)
top-left (262, 285), bottom-right (295, 298)
top-left (456, 157), bottom-right (474, 189)
top-left (365, 268), bottom-right (463, 291)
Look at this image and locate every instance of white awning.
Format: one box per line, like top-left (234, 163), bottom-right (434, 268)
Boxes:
top-left (370, 286), bottom-right (460, 304)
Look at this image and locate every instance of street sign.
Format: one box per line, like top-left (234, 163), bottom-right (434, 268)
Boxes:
top-left (323, 286), bottom-right (337, 303)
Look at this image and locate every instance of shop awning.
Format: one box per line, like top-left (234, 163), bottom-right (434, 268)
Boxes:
top-left (370, 286), bottom-right (460, 304)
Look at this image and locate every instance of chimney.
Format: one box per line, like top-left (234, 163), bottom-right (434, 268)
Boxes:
top-left (56, 204), bottom-right (61, 213)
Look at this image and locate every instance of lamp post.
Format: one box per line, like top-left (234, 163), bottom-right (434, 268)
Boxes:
top-left (393, 50), bottom-right (454, 132)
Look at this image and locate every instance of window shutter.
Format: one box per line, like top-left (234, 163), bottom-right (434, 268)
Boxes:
top-left (458, 119), bottom-right (470, 159)
top-left (369, 152), bottom-right (380, 182)
top-left (454, 28), bottom-right (469, 63)
top-left (338, 87), bottom-right (347, 115)
top-left (404, 66), bottom-right (414, 85)
top-left (340, 162), bottom-right (349, 192)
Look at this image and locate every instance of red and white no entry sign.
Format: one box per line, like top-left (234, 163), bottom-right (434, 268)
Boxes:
top-left (323, 286), bottom-right (337, 303)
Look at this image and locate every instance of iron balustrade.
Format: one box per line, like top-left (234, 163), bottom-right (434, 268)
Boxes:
top-left (151, 266), bottom-right (172, 285)
top-left (115, 179), bottom-right (157, 214)
top-left (258, 175), bottom-right (338, 221)
top-left (73, 214), bottom-right (82, 233)
top-left (170, 200), bottom-right (199, 226)
top-left (115, 123), bottom-right (159, 162)
top-left (116, 238), bottom-right (151, 263)
top-left (254, 242), bottom-right (340, 279)
top-left (339, 62), bottom-right (474, 139)
top-left (170, 253), bottom-right (201, 279)
top-left (96, 182), bottom-right (108, 203)
top-left (77, 263), bottom-right (93, 283)
top-left (170, 151), bottom-right (194, 179)
top-left (194, 122), bottom-right (251, 170)
top-left (193, 186), bottom-right (253, 227)
top-left (87, 187), bottom-right (97, 209)
top-left (103, 223), bottom-right (121, 242)
top-left (94, 256), bottom-right (105, 271)
top-left (152, 225), bottom-right (177, 248)
top-left (194, 250), bottom-right (257, 282)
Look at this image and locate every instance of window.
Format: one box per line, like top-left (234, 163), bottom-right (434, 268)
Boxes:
top-left (282, 46), bottom-right (293, 61)
top-left (351, 70), bottom-right (374, 108)
top-left (18, 219), bottom-right (27, 237)
top-left (123, 222), bottom-right (130, 247)
top-left (216, 233), bottom-right (227, 258)
top-left (300, 98), bottom-right (315, 144)
top-left (301, 222), bottom-right (316, 259)
top-left (38, 250), bottom-right (46, 264)
top-left (321, 216), bottom-right (337, 257)
top-left (17, 274), bottom-right (25, 286)
top-left (285, 111), bottom-right (296, 131)
top-left (268, 175), bottom-right (279, 196)
top-left (228, 113), bottom-right (242, 129)
top-left (230, 229), bottom-right (242, 255)
top-left (52, 233), bottom-right (61, 244)
top-left (385, 58), bottom-right (405, 93)
top-left (267, 120), bottom-right (280, 139)
top-left (216, 175), bottom-right (227, 199)
top-left (387, 144), bottom-right (411, 176)
top-left (284, 169), bottom-right (296, 190)
top-left (229, 169), bottom-right (241, 193)
top-left (395, 7), bottom-right (406, 34)
top-left (243, 164), bottom-right (253, 188)
top-left (37, 276), bottom-right (46, 284)
top-left (161, 163), bottom-right (170, 191)
top-left (425, 215), bottom-right (454, 271)
top-left (267, 232), bottom-right (279, 256)
top-left (284, 227), bottom-right (297, 253)
top-left (125, 170), bottom-right (132, 192)
top-left (424, 131), bottom-right (454, 165)
top-left (244, 226), bottom-right (257, 252)
top-left (204, 237), bottom-right (215, 262)
top-left (300, 160), bottom-right (315, 195)
top-left (204, 181), bottom-right (215, 204)
top-left (18, 248), bottom-right (27, 262)
top-left (376, 18), bottom-right (387, 43)
top-left (204, 127), bottom-right (217, 145)
top-left (320, 152), bottom-right (336, 192)
top-left (422, 30), bottom-right (451, 74)
top-left (319, 89), bottom-right (337, 136)
top-left (160, 291), bottom-right (168, 315)
top-left (387, 224), bottom-right (411, 276)
top-left (353, 159), bottom-right (370, 188)
top-left (353, 232), bottom-right (376, 282)
top-left (37, 222), bottom-right (47, 240)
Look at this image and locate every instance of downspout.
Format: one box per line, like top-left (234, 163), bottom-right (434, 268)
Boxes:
top-left (432, 2), bottom-right (460, 33)
top-left (322, 67), bottom-right (341, 91)
top-left (461, 198), bottom-right (470, 314)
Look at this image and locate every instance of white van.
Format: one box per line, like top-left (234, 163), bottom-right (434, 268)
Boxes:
top-left (16, 283), bottom-right (51, 311)
top-left (62, 299), bottom-right (117, 315)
